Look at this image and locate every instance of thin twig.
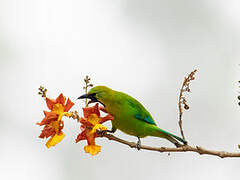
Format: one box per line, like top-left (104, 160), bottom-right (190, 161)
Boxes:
top-left (83, 75), bottom-right (93, 107)
top-left (178, 84), bottom-right (185, 140)
top-left (178, 70), bottom-right (197, 141)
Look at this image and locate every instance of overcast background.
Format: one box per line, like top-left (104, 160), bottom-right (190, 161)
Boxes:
top-left (1, 0), bottom-right (240, 180)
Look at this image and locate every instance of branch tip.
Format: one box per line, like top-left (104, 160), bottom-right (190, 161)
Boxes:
top-left (178, 69), bottom-right (197, 141)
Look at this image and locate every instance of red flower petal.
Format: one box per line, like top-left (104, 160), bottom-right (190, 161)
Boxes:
top-left (76, 130), bottom-right (87, 143)
top-left (83, 104), bottom-right (100, 118)
top-left (86, 131), bottom-right (96, 145)
top-left (56, 93), bottom-right (65, 105)
top-left (98, 106), bottom-right (107, 113)
top-left (39, 126), bottom-right (56, 138)
top-left (80, 117), bottom-right (93, 127)
top-left (64, 98), bottom-right (74, 112)
top-left (99, 114), bottom-right (114, 124)
top-left (46, 98), bottom-right (56, 110)
top-left (37, 111), bottom-right (58, 126)
top-left (80, 125), bottom-right (86, 131)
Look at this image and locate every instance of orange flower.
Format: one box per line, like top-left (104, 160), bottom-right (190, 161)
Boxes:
top-left (37, 93), bottom-right (74, 148)
top-left (76, 103), bottom-right (114, 156)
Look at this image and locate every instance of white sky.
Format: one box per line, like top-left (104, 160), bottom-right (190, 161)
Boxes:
top-left (1, 0), bottom-right (240, 180)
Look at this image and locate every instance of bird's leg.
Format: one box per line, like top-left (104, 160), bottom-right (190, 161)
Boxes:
top-left (97, 130), bottom-right (110, 136)
top-left (108, 126), bottom-right (117, 133)
top-left (174, 142), bottom-right (182, 148)
top-left (104, 126), bottom-right (117, 133)
top-left (97, 126), bottom-right (117, 136)
top-left (136, 137), bottom-right (141, 151)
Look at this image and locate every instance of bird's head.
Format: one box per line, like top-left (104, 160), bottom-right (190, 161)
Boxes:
top-left (78, 86), bottom-right (114, 107)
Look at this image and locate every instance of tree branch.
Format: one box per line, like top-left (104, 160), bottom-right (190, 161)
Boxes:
top-left (69, 71), bottom-right (240, 158)
top-left (103, 134), bottom-right (240, 158)
top-left (99, 69), bottom-right (240, 158)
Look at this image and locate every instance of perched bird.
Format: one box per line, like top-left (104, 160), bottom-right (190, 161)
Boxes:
top-left (78, 86), bottom-right (187, 149)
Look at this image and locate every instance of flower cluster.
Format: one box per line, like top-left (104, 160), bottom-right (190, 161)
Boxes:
top-left (76, 103), bottom-right (114, 156)
top-left (37, 80), bottom-right (114, 156)
top-left (37, 93), bottom-right (74, 148)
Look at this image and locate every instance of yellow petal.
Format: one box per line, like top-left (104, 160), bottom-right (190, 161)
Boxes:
top-left (63, 112), bottom-right (72, 117)
top-left (52, 103), bottom-right (65, 115)
top-left (84, 145), bottom-right (101, 156)
top-left (90, 124), bottom-right (107, 134)
top-left (57, 114), bottom-right (63, 121)
top-left (46, 133), bottom-right (65, 148)
top-left (87, 114), bottom-right (100, 125)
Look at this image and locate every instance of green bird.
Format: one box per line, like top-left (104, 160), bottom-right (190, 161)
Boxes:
top-left (78, 86), bottom-right (187, 149)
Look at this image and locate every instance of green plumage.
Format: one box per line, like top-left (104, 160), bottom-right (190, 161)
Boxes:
top-left (88, 86), bottom-right (187, 146)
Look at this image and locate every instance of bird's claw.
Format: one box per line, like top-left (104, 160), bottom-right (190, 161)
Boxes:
top-left (136, 143), bottom-right (141, 151)
top-left (136, 137), bottom-right (141, 151)
top-left (97, 130), bottom-right (108, 137)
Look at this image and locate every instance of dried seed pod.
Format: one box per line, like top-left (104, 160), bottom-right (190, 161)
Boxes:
top-left (184, 104), bottom-right (189, 110)
top-left (238, 96), bottom-right (240, 100)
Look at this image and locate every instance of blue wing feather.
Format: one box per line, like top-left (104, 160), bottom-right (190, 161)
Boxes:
top-left (123, 92), bottom-right (157, 126)
top-left (135, 113), bottom-right (156, 125)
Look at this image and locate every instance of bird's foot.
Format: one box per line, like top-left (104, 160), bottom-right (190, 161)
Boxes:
top-left (136, 137), bottom-right (141, 151)
top-left (175, 142), bottom-right (182, 148)
top-left (97, 130), bottom-right (108, 137)
top-left (97, 129), bottom-right (114, 137)
top-left (175, 141), bottom-right (188, 148)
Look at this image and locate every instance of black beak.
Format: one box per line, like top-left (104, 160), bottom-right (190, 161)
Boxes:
top-left (78, 94), bottom-right (90, 99)
top-left (78, 93), bottom-right (97, 102)
top-left (78, 93), bottom-right (105, 107)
